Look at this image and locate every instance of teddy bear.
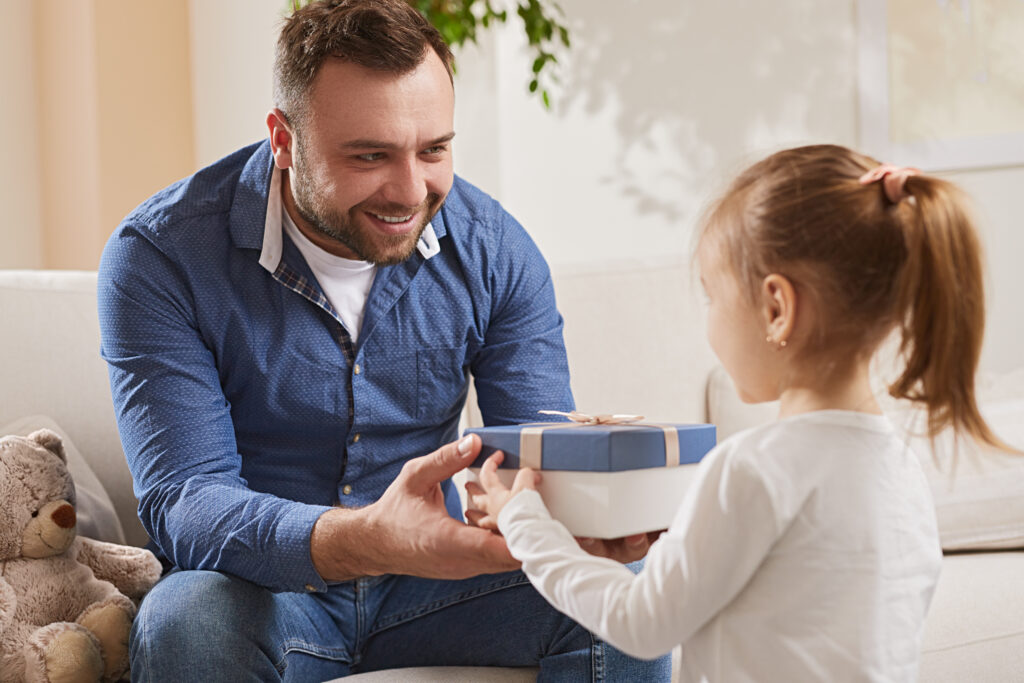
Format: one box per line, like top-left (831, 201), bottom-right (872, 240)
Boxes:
top-left (0, 429), bottom-right (162, 683)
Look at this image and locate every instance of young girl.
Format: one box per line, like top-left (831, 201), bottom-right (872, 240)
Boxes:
top-left (465, 145), bottom-right (1008, 682)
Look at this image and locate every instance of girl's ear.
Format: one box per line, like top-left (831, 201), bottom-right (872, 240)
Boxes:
top-left (761, 273), bottom-right (797, 346)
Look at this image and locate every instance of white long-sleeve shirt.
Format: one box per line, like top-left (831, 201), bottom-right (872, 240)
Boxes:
top-left (498, 411), bottom-right (942, 682)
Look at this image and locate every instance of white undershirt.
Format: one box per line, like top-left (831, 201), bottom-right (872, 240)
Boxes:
top-left (281, 206), bottom-right (376, 342)
top-left (258, 165), bottom-right (441, 343)
top-left (498, 410), bottom-right (942, 683)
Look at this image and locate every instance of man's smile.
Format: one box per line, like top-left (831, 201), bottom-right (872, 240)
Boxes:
top-left (365, 209), bottom-right (420, 234)
top-left (372, 213), bottom-right (414, 224)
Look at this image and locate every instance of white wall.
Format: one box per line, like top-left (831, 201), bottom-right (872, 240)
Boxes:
top-left (188, 0), bottom-right (285, 169)
top-left (452, 0), bottom-right (1022, 378)
top-left (463, 1), bottom-right (859, 271)
top-left (946, 166), bottom-right (1024, 374)
top-left (1, 0), bottom-right (43, 268)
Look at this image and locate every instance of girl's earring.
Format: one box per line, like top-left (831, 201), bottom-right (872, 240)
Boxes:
top-left (766, 335), bottom-right (788, 350)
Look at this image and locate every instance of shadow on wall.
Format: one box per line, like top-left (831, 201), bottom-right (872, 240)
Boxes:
top-left (557, 0), bottom-right (859, 223)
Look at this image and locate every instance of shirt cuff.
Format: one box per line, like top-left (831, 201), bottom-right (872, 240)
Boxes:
top-left (270, 501), bottom-right (334, 593)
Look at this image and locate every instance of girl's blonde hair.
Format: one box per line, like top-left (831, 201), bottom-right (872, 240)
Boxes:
top-left (700, 144), bottom-right (1000, 447)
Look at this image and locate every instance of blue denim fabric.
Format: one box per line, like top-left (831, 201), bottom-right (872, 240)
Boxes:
top-left (131, 568), bottom-right (671, 682)
top-left (97, 141), bottom-right (574, 593)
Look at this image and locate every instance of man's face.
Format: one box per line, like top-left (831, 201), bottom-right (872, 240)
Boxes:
top-left (281, 51), bottom-right (455, 265)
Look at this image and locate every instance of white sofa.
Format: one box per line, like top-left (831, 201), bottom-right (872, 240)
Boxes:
top-left (2, 268), bottom-right (1023, 682)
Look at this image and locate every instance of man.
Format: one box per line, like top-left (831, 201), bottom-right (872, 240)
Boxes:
top-left (98, 1), bottom-right (669, 679)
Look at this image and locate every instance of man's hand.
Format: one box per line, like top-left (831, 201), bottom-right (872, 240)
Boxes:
top-left (311, 434), bottom-right (520, 582)
top-left (574, 531), bottom-right (664, 563)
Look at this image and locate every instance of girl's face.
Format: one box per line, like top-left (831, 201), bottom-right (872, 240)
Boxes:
top-left (698, 238), bottom-right (781, 404)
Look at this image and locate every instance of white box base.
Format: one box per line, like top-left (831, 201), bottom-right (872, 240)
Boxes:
top-left (464, 465), bottom-right (699, 539)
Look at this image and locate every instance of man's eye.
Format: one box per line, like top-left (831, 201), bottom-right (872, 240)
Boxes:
top-left (356, 153), bottom-right (384, 162)
top-left (423, 146), bottom-right (446, 155)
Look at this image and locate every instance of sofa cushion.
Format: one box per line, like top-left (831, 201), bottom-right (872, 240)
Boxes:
top-left (2, 414), bottom-right (126, 544)
top-left (892, 369), bottom-right (1024, 551)
top-left (919, 551), bottom-right (1024, 682)
top-left (0, 269), bottom-right (147, 547)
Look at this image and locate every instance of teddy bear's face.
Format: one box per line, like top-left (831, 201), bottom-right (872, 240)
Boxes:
top-left (0, 429), bottom-right (77, 561)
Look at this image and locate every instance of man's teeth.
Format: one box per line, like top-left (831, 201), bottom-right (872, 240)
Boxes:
top-left (373, 213), bottom-right (412, 224)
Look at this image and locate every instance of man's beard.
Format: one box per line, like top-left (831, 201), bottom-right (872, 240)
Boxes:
top-left (291, 172), bottom-right (443, 266)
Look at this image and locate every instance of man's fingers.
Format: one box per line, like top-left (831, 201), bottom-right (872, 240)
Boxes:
top-left (614, 535), bottom-right (651, 563)
top-left (464, 509), bottom-right (499, 531)
top-left (464, 481), bottom-right (491, 512)
top-left (464, 508), bottom-right (486, 526)
top-left (443, 521), bottom-right (519, 574)
top-left (575, 535), bottom-right (651, 563)
top-left (625, 533), bottom-right (648, 548)
top-left (403, 434), bottom-right (480, 490)
top-left (468, 531), bottom-right (519, 571)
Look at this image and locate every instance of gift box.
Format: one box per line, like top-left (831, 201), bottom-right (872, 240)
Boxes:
top-left (464, 413), bottom-right (716, 538)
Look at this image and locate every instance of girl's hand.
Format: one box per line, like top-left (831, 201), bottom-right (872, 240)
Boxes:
top-left (464, 451), bottom-right (541, 532)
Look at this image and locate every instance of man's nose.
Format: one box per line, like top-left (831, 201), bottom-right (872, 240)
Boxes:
top-left (382, 157), bottom-right (428, 208)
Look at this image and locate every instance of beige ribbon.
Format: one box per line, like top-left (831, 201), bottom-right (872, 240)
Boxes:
top-left (518, 410), bottom-right (681, 470)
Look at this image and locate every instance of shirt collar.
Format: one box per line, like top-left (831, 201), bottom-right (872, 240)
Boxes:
top-left (259, 165), bottom-right (441, 274)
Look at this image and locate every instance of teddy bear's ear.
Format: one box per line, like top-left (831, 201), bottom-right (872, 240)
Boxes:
top-left (28, 428), bottom-right (67, 463)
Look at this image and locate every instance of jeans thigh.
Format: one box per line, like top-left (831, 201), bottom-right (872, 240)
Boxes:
top-left (130, 569), bottom-right (357, 682)
top-left (358, 570), bottom-right (586, 670)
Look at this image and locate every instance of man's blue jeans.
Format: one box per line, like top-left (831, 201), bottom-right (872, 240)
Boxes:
top-left (130, 568), bottom-right (671, 681)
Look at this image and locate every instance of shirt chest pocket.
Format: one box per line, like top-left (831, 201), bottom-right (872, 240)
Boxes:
top-left (416, 345), bottom-right (469, 421)
top-left (366, 344), bottom-right (468, 425)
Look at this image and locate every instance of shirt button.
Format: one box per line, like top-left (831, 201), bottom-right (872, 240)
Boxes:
top-left (353, 363), bottom-right (361, 375)
top-left (352, 433), bottom-right (361, 443)
top-left (342, 484), bottom-right (353, 495)
top-left (305, 584), bottom-right (316, 592)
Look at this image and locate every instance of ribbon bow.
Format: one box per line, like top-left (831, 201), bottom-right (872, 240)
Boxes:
top-left (538, 410), bottom-right (645, 425)
top-left (518, 410), bottom-right (680, 469)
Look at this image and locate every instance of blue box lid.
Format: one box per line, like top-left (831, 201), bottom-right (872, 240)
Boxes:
top-left (466, 423), bottom-right (716, 472)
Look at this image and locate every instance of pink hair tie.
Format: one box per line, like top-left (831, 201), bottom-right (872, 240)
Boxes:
top-left (858, 163), bottom-right (920, 204)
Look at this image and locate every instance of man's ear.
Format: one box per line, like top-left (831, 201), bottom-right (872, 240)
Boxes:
top-left (266, 108), bottom-right (294, 170)
top-left (761, 273), bottom-right (797, 345)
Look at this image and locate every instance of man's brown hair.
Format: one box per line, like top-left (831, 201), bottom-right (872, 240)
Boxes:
top-left (274, 0), bottom-right (454, 128)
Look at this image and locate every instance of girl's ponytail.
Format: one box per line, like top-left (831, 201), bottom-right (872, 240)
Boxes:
top-left (888, 176), bottom-right (1002, 447)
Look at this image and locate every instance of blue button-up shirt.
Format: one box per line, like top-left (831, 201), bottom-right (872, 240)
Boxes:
top-left (98, 141), bottom-right (573, 593)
